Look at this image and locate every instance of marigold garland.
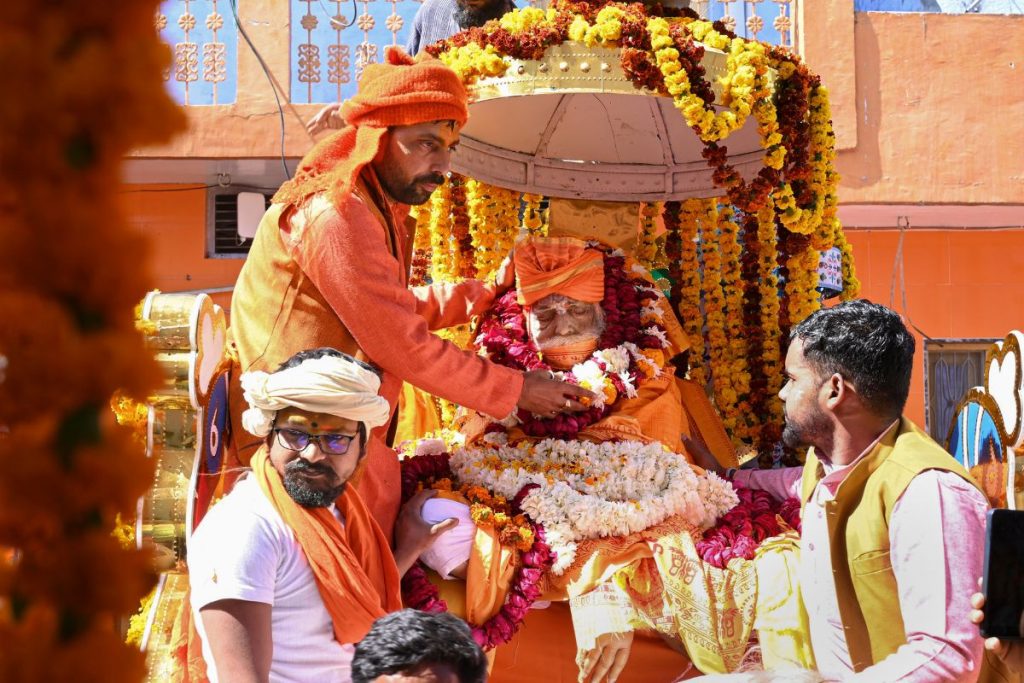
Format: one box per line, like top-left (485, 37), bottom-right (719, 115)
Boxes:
top-left (522, 193), bottom-right (547, 236)
top-left (467, 179), bottom-right (519, 280)
top-left (417, 0), bottom-right (860, 458)
top-left (755, 206), bottom-right (784, 452)
top-left (637, 202), bottom-right (661, 271)
top-left (410, 203), bottom-right (434, 286)
top-left (674, 200), bottom-right (706, 386)
top-left (428, 179), bottom-right (458, 283)
top-left (0, 1), bottom-right (185, 679)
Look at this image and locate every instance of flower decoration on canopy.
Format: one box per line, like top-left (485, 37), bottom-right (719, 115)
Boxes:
top-left (414, 0), bottom-right (860, 458)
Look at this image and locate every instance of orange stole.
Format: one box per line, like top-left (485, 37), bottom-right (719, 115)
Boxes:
top-left (252, 448), bottom-right (402, 644)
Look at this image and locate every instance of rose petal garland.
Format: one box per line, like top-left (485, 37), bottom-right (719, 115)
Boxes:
top-left (696, 486), bottom-right (801, 569)
top-left (0, 1), bottom-right (185, 680)
top-left (399, 453), bottom-right (555, 650)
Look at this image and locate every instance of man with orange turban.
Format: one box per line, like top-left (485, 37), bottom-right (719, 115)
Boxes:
top-left (227, 48), bottom-right (591, 537)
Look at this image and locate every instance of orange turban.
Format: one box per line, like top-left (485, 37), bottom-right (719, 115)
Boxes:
top-left (514, 236), bottom-right (605, 307)
top-left (274, 47), bottom-right (469, 209)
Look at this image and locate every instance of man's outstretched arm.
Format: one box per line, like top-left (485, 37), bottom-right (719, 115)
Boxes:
top-left (200, 599), bottom-right (273, 683)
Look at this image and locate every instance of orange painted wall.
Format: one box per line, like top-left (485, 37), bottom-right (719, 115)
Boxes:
top-left (845, 228), bottom-right (1024, 428)
top-left (119, 184), bottom-right (242, 311)
top-left (836, 13), bottom-right (1024, 204)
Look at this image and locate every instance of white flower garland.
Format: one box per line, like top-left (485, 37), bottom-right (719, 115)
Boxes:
top-left (449, 438), bottom-right (738, 574)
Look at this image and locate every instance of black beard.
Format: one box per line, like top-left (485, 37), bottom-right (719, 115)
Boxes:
top-left (453, 0), bottom-right (507, 29)
top-left (382, 172), bottom-right (446, 206)
top-left (781, 423), bottom-right (805, 449)
top-left (282, 460), bottom-right (346, 508)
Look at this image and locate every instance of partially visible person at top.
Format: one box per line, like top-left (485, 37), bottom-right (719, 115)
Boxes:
top-left (351, 609), bottom-right (488, 683)
top-left (188, 348), bottom-right (458, 682)
top-left (306, 0), bottom-right (515, 137)
top-left (228, 47), bottom-right (594, 536)
top-left (689, 300), bottom-right (1000, 682)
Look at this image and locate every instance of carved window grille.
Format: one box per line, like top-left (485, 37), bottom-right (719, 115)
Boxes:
top-left (689, 0), bottom-right (799, 47)
top-left (157, 0), bottom-right (239, 105)
top-left (924, 338), bottom-right (999, 443)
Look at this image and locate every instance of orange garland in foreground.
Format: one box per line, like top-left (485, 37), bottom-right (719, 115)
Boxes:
top-left (0, 3), bottom-right (184, 681)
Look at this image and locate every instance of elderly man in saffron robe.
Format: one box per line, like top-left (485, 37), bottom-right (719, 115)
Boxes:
top-left (416, 236), bottom-right (738, 683)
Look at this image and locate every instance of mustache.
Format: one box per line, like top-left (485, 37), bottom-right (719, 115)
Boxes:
top-left (415, 172), bottom-right (446, 186)
top-left (285, 459), bottom-right (335, 478)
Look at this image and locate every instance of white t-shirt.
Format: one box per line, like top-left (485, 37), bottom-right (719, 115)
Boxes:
top-left (187, 475), bottom-right (354, 683)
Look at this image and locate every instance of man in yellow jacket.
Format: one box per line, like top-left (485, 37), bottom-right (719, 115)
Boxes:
top-left (695, 300), bottom-right (1007, 682)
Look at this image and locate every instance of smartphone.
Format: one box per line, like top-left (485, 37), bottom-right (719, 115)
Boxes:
top-left (981, 508), bottom-right (1024, 640)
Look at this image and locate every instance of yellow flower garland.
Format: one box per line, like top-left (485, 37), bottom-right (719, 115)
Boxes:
top-left (715, 206), bottom-right (752, 443)
top-left (637, 202), bottom-right (662, 270)
top-left (467, 179), bottom-right (519, 280)
top-left (428, 180), bottom-right (459, 283)
top-left (756, 206), bottom-right (784, 430)
top-left (0, 0), bottom-right (184, 678)
top-left (676, 199), bottom-right (706, 386)
top-left (523, 193), bottom-right (547, 236)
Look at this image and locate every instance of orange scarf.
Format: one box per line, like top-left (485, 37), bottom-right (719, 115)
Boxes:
top-left (251, 448), bottom-right (402, 644)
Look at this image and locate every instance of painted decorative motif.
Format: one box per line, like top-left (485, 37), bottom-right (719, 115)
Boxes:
top-left (946, 331), bottom-right (1024, 510)
top-left (158, 0), bottom-right (238, 105)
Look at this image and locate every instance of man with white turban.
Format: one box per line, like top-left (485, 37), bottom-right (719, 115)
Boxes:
top-left (187, 347), bottom-right (456, 682)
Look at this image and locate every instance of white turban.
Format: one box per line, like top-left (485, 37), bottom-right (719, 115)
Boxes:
top-left (240, 355), bottom-right (392, 437)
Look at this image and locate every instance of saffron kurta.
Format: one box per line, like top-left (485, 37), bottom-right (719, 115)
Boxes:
top-left (228, 169), bottom-right (523, 534)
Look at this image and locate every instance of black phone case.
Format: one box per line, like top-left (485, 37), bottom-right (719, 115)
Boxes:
top-left (981, 508), bottom-right (1024, 640)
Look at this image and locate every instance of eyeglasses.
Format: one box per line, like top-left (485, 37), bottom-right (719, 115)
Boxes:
top-left (273, 428), bottom-right (356, 456)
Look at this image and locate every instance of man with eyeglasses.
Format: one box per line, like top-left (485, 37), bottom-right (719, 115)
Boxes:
top-left (187, 348), bottom-right (455, 682)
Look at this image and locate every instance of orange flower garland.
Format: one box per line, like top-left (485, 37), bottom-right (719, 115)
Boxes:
top-left (523, 193), bottom-right (547, 236)
top-left (675, 199), bottom-right (706, 385)
top-left (637, 202), bottom-right (661, 270)
top-left (428, 179), bottom-right (458, 283)
top-left (755, 206), bottom-right (785, 449)
top-left (0, 1), bottom-right (184, 680)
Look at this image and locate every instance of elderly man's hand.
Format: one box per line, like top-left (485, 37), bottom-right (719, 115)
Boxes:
top-left (518, 371), bottom-right (597, 416)
top-left (393, 489), bottom-right (458, 577)
top-left (577, 631), bottom-right (633, 683)
top-left (306, 102), bottom-right (344, 136)
top-left (970, 579), bottom-right (1024, 673)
